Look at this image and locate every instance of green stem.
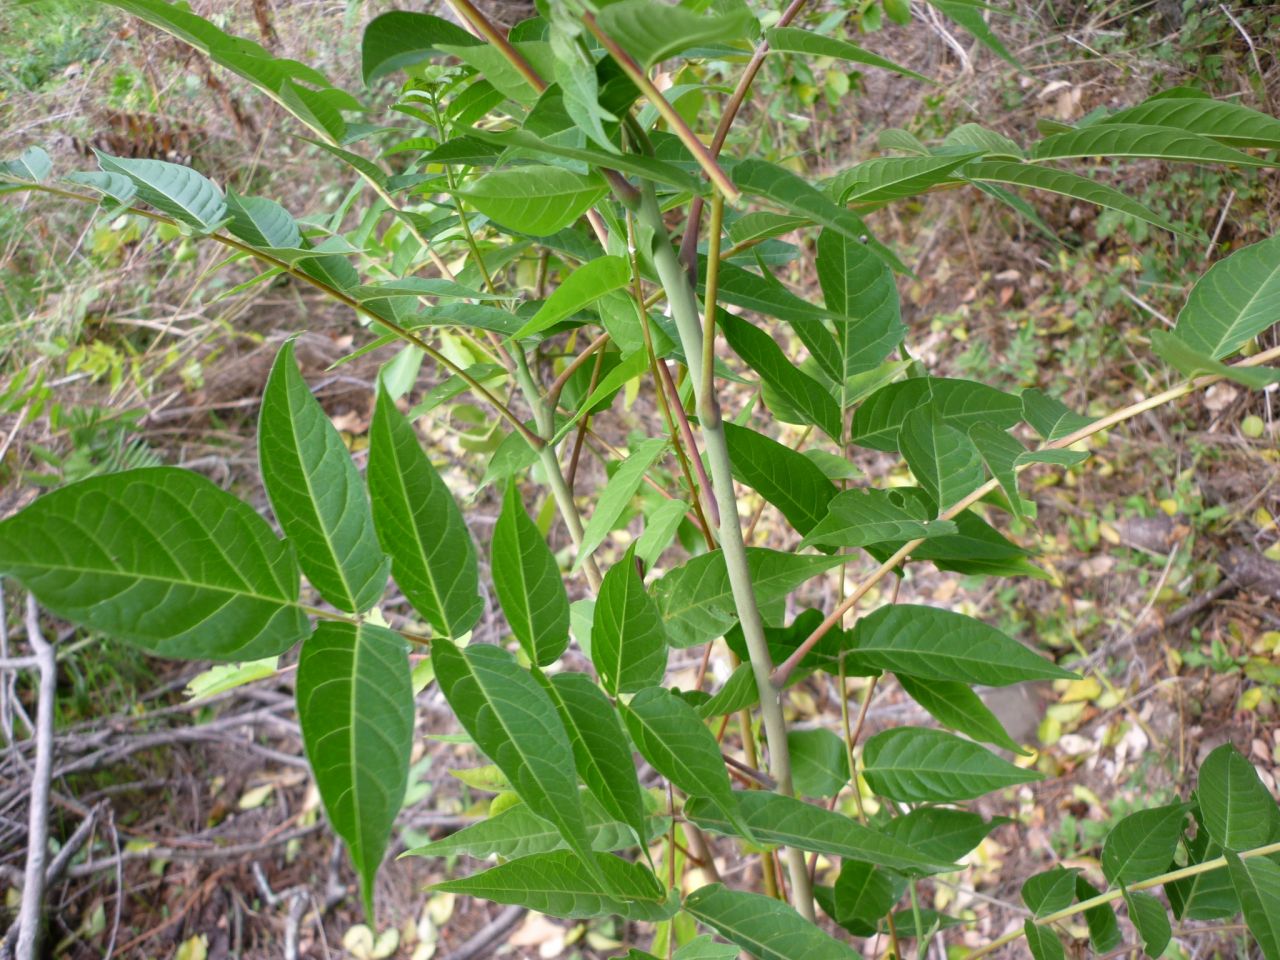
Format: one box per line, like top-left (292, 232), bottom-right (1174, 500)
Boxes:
top-left (965, 838), bottom-right (1280, 959)
top-left (637, 183), bottom-right (814, 919)
top-left (511, 347), bottom-right (603, 591)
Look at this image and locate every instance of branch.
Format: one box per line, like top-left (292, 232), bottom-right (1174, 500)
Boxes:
top-left (771, 342), bottom-right (1280, 687)
top-left (13, 597), bottom-right (56, 960)
top-left (636, 182), bottom-right (815, 919)
top-left (582, 14), bottom-right (740, 202)
top-left (965, 838), bottom-right (1280, 958)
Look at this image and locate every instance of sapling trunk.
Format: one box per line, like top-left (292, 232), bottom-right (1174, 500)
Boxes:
top-left (638, 184), bottom-right (816, 919)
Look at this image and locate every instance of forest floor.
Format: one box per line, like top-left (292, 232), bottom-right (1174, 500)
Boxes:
top-left (1, 1), bottom-right (1279, 958)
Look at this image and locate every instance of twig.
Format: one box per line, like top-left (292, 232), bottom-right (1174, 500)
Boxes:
top-left (1203, 188), bottom-right (1235, 263)
top-left (439, 904), bottom-right (526, 960)
top-left (13, 597), bottom-right (55, 960)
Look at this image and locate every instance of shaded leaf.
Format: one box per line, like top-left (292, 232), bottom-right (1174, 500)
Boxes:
top-left (1102, 94), bottom-right (1280, 149)
top-left (1123, 889), bottom-right (1171, 958)
top-left (514, 255), bottom-right (632, 339)
top-left (1150, 330), bottom-right (1280, 389)
top-left (1076, 874), bottom-right (1123, 952)
top-left (578, 438), bottom-right (668, 564)
top-left (1021, 867), bottom-right (1078, 917)
top-left (594, 0), bottom-right (755, 68)
top-left (723, 423), bottom-right (838, 537)
top-left (851, 377), bottom-right (1022, 452)
top-left (829, 153), bottom-right (973, 205)
top-left (1024, 920), bottom-right (1066, 960)
top-left (788, 728), bottom-right (850, 798)
top-left (764, 26), bottom-right (926, 82)
top-left (899, 405), bottom-right (987, 510)
top-left (361, 11), bottom-right (479, 84)
top-left (896, 674), bottom-right (1026, 752)
top-left (884, 807), bottom-right (1004, 864)
top-left (1198, 743), bottom-right (1280, 852)
top-left (816, 229), bottom-right (906, 381)
top-left (720, 312), bottom-right (842, 441)
top-left (1227, 850), bottom-right (1280, 960)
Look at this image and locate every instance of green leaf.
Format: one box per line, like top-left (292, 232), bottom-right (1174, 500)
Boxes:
top-left (801, 488), bottom-right (958, 550)
top-left (1150, 330), bottom-right (1280, 388)
top-left (788, 728), bottom-right (851, 798)
top-left (297, 621), bottom-right (412, 918)
top-left (1167, 808), bottom-right (1239, 920)
top-left (708, 262), bottom-right (844, 380)
top-left (862, 727), bottom-right (1041, 802)
top-left (1123, 889), bottom-right (1171, 958)
top-left (544, 673), bottom-right (649, 847)
top-left (592, 550), bottom-right (668, 695)
top-left (696, 662), bottom-right (761, 719)
top-left (405, 794), bottom-right (658, 859)
top-left (459, 165), bottom-right (607, 236)
top-left (259, 340), bottom-right (388, 614)
top-left (1101, 802), bottom-right (1189, 886)
top-left (1023, 920), bottom-right (1066, 960)
top-left (1076, 875), bottom-right (1123, 952)
top-left (963, 160), bottom-right (1190, 236)
top-left (436, 41), bottom-right (552, 105)
top-left (944, 123), bottom-right (1024, 159)
top-left (1030, 122), bottom-right (1274, 167)
top-left (1170, 234), bottom-right (1280, 361)
top-left (492, 484), bottom-right (571, 666)
top-left (967, 421), bottom-right (1030, 516)
top-left (635, 497), bottom-right (689, 568)
top-left (1021, 867), bottom-right (1078, 917)
top-left (432, 851), bottom-right (671, 920)
top-left (64, 170), bottom-right (136, 206)
top-left (653, 549), bottom-right (844, 648)
top-left (733, 158), bottom-right (881, 250)
top-left (674, 935), bottom-right (740, 960)
top-left (431, 642), bottom-right (598, 876)
top-left (467, 127), bottom-right (706, 195)
top-left (622, 687), bottom-right (751, 839)
top-left (361, 11), bottom-right (479, 84)
top-left (594, 0), bottom-right (754, 68)
top-left (685, 791), bottom-right (953, 874)
top-left (848, 604), bottom-right (1074, 686)
top-left (828, 153), bottom-right (974, 205)
top-left (720, 313), bottom-right (842, 441)
top-left (825, 860), bottom-right (904, 936)
top-left (896, 674), bottom-right (1026, 753)
top-left (816, 230), bottom-right (906, 380)
top-left (1, 146), bottom-right (52, 181)
top-left (96, 152), bottom-right (226, 232)
top-left (764, 26), bottom-right (927, 82)
top-left (224, 191), bottom-right (301, 248)
top-left (514, 256), bottom-right (632, 339)
top-left (1197, 743), bottom-right (1280, 851)
top-left (1021, 388), bottom-right (1092, 441)
top-left (1102, 94), bottom-right (1280, 149)
top-left (685, 883), bottom-right (863, 960)
top-left (723, 423), bottom-right (838, 537)
top-left (925, 0), bottom-right (1019, 66)
top-left (369, 386), bottom-right (481, 639)
top-left (899, 406), bottom-right (987, 510)
top-left (1227, 851), bottom-right (1280, 960)
top-left (851, 377), bottom-right (1022, 452)
top-left (578, 438), bottom-right (668, 564)
top-left (883, 807), bottom-right (1004, 863)
top-left (0, 468), bottom-right (307, 660)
